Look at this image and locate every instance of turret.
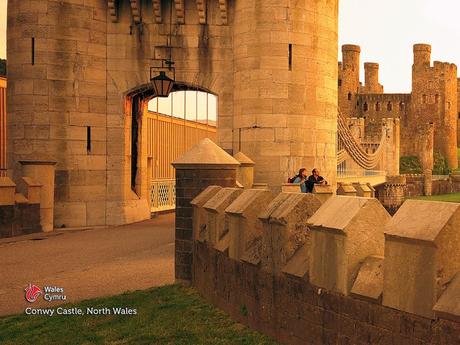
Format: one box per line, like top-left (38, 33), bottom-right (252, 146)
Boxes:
top-left (363, 63), bottom-right (383, 94)
top-left (342, 45), bottom-right (361, 72)
top-left (413, 44), bottom-right (431, 66)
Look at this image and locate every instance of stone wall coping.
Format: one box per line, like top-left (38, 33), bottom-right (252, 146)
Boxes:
top-left (190, 186), bottom-right (222, 206)
top-left (225, 189), bottom-right (272, 216)
top-left (337, 184), bottom-right (357, 193)
top-left (252, 183), bottom-right (269, 189)
top-left (268, 193), bottom-right (321, 225)
top-left (384, 199), bottom-right (459, 242)
top-left (0, 177), bottom-right (16, 187)
top-left (434, 272), bottom-right (460, 322)
top-left (15, 193), bottom-right (29, 204)
top-left (233, 152), bottom-right (255, 167)
top-left (307, 196), bottom-right (378, 231)
top-left (21, 177), bottom-right (42, 187)
top-left (172, 138), bottom-right (240, 167)
top-left (353, 183), bottom-right (372, 192)
top-left (313, 185), bottom-right (334, 194)
top-left (351, 255), bottom-right (384, 301)
top-left (203, 188), bottom-right (242, 212)
top-left (258, 192), bottom-right (293, 221)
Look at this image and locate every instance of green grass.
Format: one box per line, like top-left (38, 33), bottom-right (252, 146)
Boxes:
top-left (409, 192), bottom-right (460, 203)
top-left (0, 285), bottom-right (279, 345)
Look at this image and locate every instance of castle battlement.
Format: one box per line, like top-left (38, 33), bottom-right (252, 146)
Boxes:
top-left (339, 43), bottom-right (459, 170)
top-left (431, 61), bottom-right (457, 74)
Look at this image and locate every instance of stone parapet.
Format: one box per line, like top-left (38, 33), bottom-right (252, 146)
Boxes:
top-left (203, 187), bottom-right (243, 246)
top-left (308, 196), bottom-right (390, 295)
top-left (190, 185), bottom-right (222, 242)
top-left (189, 186), bottom-right (460, 342)
top-left (225, 189), bottom-right (273, 261)
top-left (259, 193), bottom-right (321, 275)
top-left (337, 183), bottom-right (357, 197)
top-left (384, 200), bottom-right (460, 318)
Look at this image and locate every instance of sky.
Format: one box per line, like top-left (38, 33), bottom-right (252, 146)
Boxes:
top-left (1, 0), bottom-right (460, 92)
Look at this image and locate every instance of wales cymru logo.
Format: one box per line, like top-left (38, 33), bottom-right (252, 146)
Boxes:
top-left (25, 284), bottom-right (42, 303)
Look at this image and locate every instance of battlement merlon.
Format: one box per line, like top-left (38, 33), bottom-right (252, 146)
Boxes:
top-left (432, 61), bottom-right (457, 74)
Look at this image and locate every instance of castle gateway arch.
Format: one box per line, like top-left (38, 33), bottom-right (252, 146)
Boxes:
top-left (7, 0), bottom-right (338, 227)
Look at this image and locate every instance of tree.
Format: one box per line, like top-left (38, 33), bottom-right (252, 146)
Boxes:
top-left (0, 59), bottom-right (6, 77)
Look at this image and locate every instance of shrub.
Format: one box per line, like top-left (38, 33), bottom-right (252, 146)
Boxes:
top-left (400, 156), bottom-right (422, 174)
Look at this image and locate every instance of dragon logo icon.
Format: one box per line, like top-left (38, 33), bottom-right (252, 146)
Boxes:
top-left (25, 284), bottom-right (42, 303)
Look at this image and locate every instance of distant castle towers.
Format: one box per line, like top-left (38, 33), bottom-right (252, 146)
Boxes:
top-left (339, 43), bottom-right (459, 170)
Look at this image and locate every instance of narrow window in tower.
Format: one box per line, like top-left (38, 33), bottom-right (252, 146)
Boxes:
top-left (348, 92), bottom-right (352, 101)
top-left (376, 102), bottom-right (381, 111)
top-left (387, 102), bottom-right (393, 111)
top-left (338, 79), bottom-right (342, 87)
top-left (400, 102), bottom-right (405, 111)
top-left (31, 37), bottom-right (35, 65)
top-left (87, 126), bottom-right (91, 153)
top-left (288, 44), bottom-right (292, 71)
top-left (458, 112), bottom-right (460, 119)
top-left (363, 102), bottom-right (368, 112)
top-left (435, 94), bottom-right (440, 104)
top-left (422, 95), bottom-right (427, 104)
top-left (447, 102), bottom-right (451, 110)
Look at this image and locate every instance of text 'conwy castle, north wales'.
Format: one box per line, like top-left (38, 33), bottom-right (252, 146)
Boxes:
top-left (1, 1), bottom-right (460, 344)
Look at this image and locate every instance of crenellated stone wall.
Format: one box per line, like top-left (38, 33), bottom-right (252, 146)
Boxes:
top-left (191, 186), bottom-right (460, 344)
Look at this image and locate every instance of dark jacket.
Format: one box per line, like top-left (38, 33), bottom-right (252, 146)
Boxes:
top-left (306, 175), bottom-right (326, 193)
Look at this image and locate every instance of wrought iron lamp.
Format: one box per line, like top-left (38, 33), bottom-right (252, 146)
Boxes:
top-left (150, 70), bottom-right (174, 97)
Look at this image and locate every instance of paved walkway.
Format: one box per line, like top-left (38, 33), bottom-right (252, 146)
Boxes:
top-left (0, 214), bottom-right (175, 316)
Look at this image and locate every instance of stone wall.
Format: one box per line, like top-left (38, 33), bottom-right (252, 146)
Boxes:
top-left (190, 185), bottom-right (460, 344)
top-left (194, 242), bottom-right (460, 345)
top-left (405, 173), bottom-right (460, 197)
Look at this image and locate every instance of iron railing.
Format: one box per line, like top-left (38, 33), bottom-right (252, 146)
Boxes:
top-left (149, 179), bottom-right (176, 212)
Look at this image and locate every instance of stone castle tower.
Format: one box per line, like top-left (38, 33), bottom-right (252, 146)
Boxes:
top-left (7, 0), bottom-right (339, 227)
top-left (411, 44), bottom-right (458, 168)
top-left (338, 43), bottom-right (458, 171)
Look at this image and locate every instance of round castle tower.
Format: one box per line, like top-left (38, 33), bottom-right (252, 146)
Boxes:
top-left (411, 43), bottom-right (458, 169)
top-left (233, 0), bottom-right (339, 189)
top-left (339, 45), bottom-right (361, 118)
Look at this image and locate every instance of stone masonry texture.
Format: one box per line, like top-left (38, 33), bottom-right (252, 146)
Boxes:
top-left (194, 242), bottom-right (460, 345)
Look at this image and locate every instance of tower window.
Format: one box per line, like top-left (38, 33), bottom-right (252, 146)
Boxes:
top-left (376, 102), bottom-right (381, 111)
top-left (435, 94), bottom-right (440, 104)
top-left (387, 102), bottom-right (393, 111)
top-left (87, 126), bottom-right (91, 153)
top-left (288, 44), bottom-right (292, 71)
top-left (338, 79), bottom-right (342, 87)
top-left (422, 95), bottom-right (427, 104)
top-left (400, 102), bottom-right (405, 111)
top-left (363, 102), bottom-right (368, 112)
top-left (348, 92), bottom-right (352, 101)
top-left (31, 37), bottom-right (35, 65)
top-left (447, 102), bottom-right (451, 110)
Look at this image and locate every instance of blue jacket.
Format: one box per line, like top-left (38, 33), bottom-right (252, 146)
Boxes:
top-left (293, 177), bottom-right (307, 193)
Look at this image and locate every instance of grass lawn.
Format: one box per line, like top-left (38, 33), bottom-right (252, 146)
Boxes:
top-left (409, 192), bottom-right (460, 203)
top-left (0, 285), bottom-right (279, 345)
